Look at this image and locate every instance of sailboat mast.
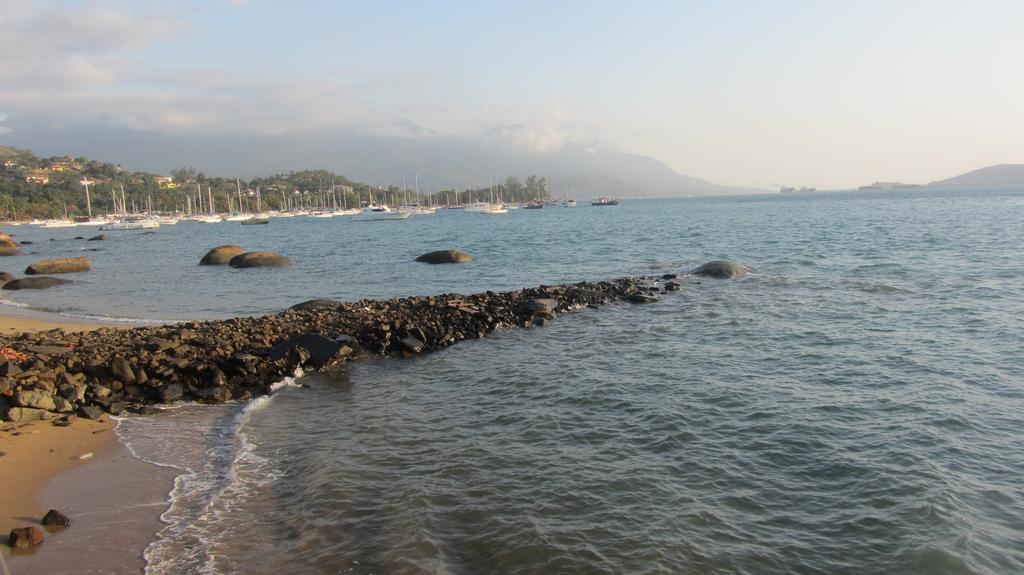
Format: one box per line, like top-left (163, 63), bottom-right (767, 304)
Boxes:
top-left (83, 180), bottom-right (92, 218)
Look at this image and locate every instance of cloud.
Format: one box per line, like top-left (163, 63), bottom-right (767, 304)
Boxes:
top-left (479, 104), bottom-right (573, 153)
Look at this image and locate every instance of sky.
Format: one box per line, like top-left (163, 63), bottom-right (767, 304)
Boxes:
top-left (1, 0), bottom-right (1022, 189)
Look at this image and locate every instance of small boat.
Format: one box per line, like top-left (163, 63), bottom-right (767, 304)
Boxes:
top-left (523, 200), bottom-right (544, 210)
top-left (354, 204), bottom-right (411, 221)
top-left (241, 216), bottom-right (269, 225)
top-left (101, 215), bottom-right (160, 230)
top-left (196, 215), bottom-right (223, 224)
top-left (591, 197), bottom-right (620, 206)
top-left (481, 204), bottom-right (508, 215)
top-left (462, 201), bottom-right (490, 213)
top-left (224, 212), bottom-right (249, 222)
top-left (41, 219), bottom-right (77, 228)
top-left (562, 199), bottom-right (577, 207)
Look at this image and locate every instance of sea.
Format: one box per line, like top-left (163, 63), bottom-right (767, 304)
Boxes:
top-left (3, 189), bottom-right (1022, 574)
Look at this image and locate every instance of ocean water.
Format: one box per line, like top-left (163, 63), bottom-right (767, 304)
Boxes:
top-left (4, 190), bottom-right (1024, 574)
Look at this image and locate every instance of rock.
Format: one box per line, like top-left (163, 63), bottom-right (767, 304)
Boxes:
top-left (14, 390), bottom-right (56, 411)
top-left (398, 336), bottom-right (425, 353)
top-left (77, 405), bottom-right (104, 420)
top-left (109, 358), bottom-right (136, 384)
top-left (8, 526), bottom-right (44, 548)
top-left (0, 271), bottom-right (14, 284)
top-left (53, 396), bottom-right (75, 413)
top-left (269, 333), bottom-right (351, 369)
top-left (532, 317), bottom-right (551, 328)
top-left (88, 234), bottom-right (107, 241)
top-left (24, 257), bottom-right (91, 275)
top-left (523, 298), bottom-right (558, 315)
top-left (289, 299), bottom-right (344, 311)
top-left (691, 260), bottom-right (751, 280)
top-left (0, 232), bottom-right (19, 256)
top-left (157, 383), bottom-right (184, 403)
top-left (108, 402), bottom-right (127, 415)
top-left (4, 407), bottom-right (49, 422)
top-left (415, 250), bottom-right (472, 264)
top-left (194, 386), bottom-right (232, 403)
top-left (664, 281), bottom-right (682, 291)
top-left (42, 509), bottom-right (71, 527)
top-left (199, 245), bottom-right (245, 265)
top-left (628, 294), bottom-right (659, 304)
top-left (19, 240), bottom-right (33, 245)
top-left (2, 277), bottom-right (72, 290)
top-left (228, 251), bottom-right (292, 268)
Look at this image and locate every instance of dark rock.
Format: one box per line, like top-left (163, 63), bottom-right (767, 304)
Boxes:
top-left (415, 250), bottom-right (472, 264)
top-left (88, 234), bottom-right (107, 241)
top-left (199, 245), bottom-right (245, 265)
top-left (0, 360), bottom-right (22, 377)
top-left (194, 386), bottom-right (231, 403)
top-left (9, 526), bottom-right (44, 548)
top-left (628, 294), bottom-right (659, 304)
top-left (157, 383), bottom-right (184, 403)
top-left (108, 402), bottom-right (127, 415)
top-left (228, 251), bottom-right (292, 268)
top-left (109, 358), bottom-right (136, 384)
top-left (289, 299), bottom-right (344, 311)
top-left (398, 336), bottom-right (425, 353)
top-left (42, 509), bottom-right (71, 527)
top-left (2, 277), bottom-right (72, 290)
top-left (664, 281), bottom-right (682, 291)
top-left (532, 317), bottom-right (551, 328)
top-left (19, 240), bottom-right (33, 245)
top-left (691, 260), bottom-right (751, 280)
top-left (0, 271), bottom-right (14, 284)
top-left (269, 334), bottom-right (349, 369)
top-left (77, 405), bottom-right (105, 420)
top-left (522, 298), bottom-right (558, 315)
top-left (24, 257), bottom-right (91, 275)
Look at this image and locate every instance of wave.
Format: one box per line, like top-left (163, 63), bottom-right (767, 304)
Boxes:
top-left (0, 297), bottom-right (179, 325)
top-left (110, 371), bottom-right (304, 574)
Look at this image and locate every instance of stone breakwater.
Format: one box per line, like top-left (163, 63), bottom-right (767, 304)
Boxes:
top-left (0, 273), bottom-right (692, 422)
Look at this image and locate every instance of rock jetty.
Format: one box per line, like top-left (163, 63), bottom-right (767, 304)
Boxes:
top-left (0, 274), bottom-right (684, 422)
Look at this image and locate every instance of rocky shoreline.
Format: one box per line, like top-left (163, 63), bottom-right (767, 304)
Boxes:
top-left (0, 271), bottom-right (714, 423)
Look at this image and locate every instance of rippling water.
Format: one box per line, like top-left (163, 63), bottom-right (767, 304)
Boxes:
top-left (9, 189), bottom-right (1024, 573)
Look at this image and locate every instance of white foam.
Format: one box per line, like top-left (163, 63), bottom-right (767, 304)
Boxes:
top-left (129, 371), bottom-right (305, 574)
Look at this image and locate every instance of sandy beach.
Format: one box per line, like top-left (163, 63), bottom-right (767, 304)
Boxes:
top-left (1, 311), bottom-right (170, 572)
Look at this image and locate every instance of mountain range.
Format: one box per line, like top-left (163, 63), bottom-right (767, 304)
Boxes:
top-left (0, 119), bottom-right (761, 199)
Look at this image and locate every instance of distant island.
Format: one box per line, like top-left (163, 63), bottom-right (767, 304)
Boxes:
top-left (927, 164), bottom-right (1024, 188)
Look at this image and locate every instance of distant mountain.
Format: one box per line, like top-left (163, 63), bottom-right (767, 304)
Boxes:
top-left (928, 164), bottom-right (1024, 188)
top-left (0, 119), bottom-right (761, 198)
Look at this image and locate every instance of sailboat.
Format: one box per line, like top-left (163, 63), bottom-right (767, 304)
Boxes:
top-left (242, 187), bottom-right (270, 224)
top-left (197, 186), bottom-right (223, 223)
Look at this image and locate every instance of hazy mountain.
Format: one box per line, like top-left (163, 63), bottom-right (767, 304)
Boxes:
top-left (0, 119), bottom-right (760, 198)
top-left (928, 164), bottom-right (1024, 188)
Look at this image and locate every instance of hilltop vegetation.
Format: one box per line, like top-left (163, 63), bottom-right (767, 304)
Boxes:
top-left (0, 146), bottom-right (553, 219)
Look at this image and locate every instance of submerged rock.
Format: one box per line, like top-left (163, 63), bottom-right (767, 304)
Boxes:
top-left (415, 250), bottom-right (472, 264)
top-left (199, 245), bottom-right (245, 265)
top-left (228, 251), bottom-right (292, 268)
top-left (3, 276), bottom-right (72, 290)
top-left (289, 299), bottom-right (344, 312)
top-left (691, 260), bottom-right (751, 280)
top-left (25, 257), bottom-right (91, 275)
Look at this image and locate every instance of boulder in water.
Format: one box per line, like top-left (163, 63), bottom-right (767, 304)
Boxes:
top-left (691, 260), bottom-right (751, 280)
top-left (88, 234), bottom-right (107, 241)
top-left (0, 232), bottom-right (19, 256)
top-left (0, 271), bottom-right (14, 284)
top-left (199, 245), bottom-right (245, 265)
top-left (229, 251), bottom-right (292, 268)
top-left (2, 277), bottom-right (72, 290)
top-left (415, 250), bottom-right (472, 264)
top-left (25, 257), bottom-right (91, 275)
top-left (42, 509), bottom-right (71, 527)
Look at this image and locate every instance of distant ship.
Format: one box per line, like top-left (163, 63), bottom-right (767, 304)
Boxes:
top-left (591, 196), bottom-right (620, 206)
top-left (780, 186), bottom-right (817, 194)
top-left (857, 181), bottom-right (921, 191)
